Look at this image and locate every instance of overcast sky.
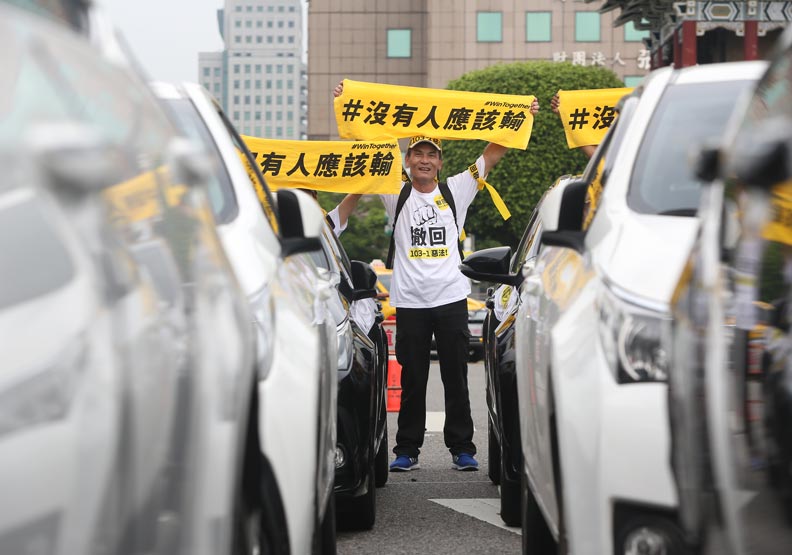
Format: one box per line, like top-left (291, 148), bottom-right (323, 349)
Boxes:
top-left (100, 0), bottom-right (225, 83)
top-left (100, 0), bottom-right (308, 84)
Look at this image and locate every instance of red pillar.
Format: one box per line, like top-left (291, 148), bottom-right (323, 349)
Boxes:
top-left (682, 20), bottom-right (697, 66)
top-left (744, 20), bottom-right (759, 60)
top-left (673, 28), bottom-right (682, 67)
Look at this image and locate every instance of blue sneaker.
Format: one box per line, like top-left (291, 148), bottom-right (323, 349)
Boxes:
top-left (452, 453), bottom-right (479, 471)
top-left (389, 455), bottom-right (419, 472)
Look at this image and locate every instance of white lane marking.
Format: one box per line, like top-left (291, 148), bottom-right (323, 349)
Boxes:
top-left (429, 498), bottom-right (522, 535)
top-left (425, 411), bottom-right (445, 432)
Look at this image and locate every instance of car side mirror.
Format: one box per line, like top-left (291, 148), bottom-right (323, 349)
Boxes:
top-left (459, 246), bottom-right (523, 287)
top-left (728, 116), bottom-right (792, 190)
top-left (694, 143), bottom-right (721, 183)
top-left (539, 176), bottom-right (588, 253)
top-left (277, 189), bottom-right (323, 256)
top-left (349, 260), bottom-right (378, 300)
top-left (26, 122), bottom-right (127, 195)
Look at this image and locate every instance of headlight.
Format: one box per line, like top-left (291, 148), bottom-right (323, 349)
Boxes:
top-left (250, 286), bottom-right (276, 380)
top-left (597, 284), bottom-right (670, 384)
top-left (336, 319), bottom-right (353, 373)
top-left (0, 337), bottom-right (87, 437)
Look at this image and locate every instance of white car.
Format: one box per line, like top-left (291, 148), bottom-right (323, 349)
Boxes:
top-left (462, 61), bottom-right (766, 554)
top-left (0, 4), bottom-right (262, 555)
top-left (152, 82), bottom-right (339, 554)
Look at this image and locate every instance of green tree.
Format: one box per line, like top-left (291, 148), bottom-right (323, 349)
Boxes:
top-left (442, 61), bottom-right (626, 249)
top-left (318, 192), bottom-right (390, 262)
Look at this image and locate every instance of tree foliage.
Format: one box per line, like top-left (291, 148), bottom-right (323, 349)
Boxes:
top-left (318, 192), bottom-right (390, 262)
top-left (442, 61), bottom-right (625, 249)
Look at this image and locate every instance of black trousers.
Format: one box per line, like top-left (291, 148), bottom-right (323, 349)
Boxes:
top-left (393, 299), bottom-right (476, 457)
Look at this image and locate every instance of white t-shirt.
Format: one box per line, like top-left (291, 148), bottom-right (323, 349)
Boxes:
top-left (326, 206), bottom-right (347, 235)
top-left (380, 156), bottom-right (484, 309)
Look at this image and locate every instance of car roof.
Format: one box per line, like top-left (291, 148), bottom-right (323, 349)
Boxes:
top-left (672, 60), bottom-right (768, 85)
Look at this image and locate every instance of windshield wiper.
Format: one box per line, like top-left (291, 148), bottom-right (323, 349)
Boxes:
top-left (656, 208), bottom-right (697, 217)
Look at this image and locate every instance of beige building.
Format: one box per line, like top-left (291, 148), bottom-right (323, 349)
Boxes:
top-left (308, 0), bottom-right (650, 140)
top-left (199, 0), bottom-right (306, 139)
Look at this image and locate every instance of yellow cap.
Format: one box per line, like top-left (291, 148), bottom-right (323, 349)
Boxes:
top-left (408, 136), bottom-right (442, 152)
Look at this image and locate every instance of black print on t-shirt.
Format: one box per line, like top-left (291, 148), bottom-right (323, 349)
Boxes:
top-left (428, 227), bottom-right (446, 246)
top-left (411, 204), bottom-right (438, 227)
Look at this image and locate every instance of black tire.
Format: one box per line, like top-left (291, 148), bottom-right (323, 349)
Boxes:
top-left (337, 461), bottom-right (376, 531)
top-left (317, 494), bottom-right (336, 555)
top-left (521, 471), bottom-right (556, 555)
top-left (614, 516), bottom-right (691, 555)
top-left (374, 420), bottom-right (389, 487)
top-left (499, 449), bottom-right (521, 527)
top-left (488, 419), bottom-right (501, 485)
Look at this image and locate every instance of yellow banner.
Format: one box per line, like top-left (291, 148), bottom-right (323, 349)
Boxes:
top-left (103, 167), bottom-right (187, 223)
top-left (242, 136), bottom-right (402, 194)
top-left (558, 88), bottom-right (633, 149)
top-left (334, 79), bottom-right (536, 149)
top-left (764, 182), bottom-right (792, 246)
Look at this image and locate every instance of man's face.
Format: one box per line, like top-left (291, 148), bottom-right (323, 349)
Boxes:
top-left (405, 144), bottom-right (442, 182)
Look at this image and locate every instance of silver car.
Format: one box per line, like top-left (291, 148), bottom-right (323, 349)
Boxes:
top-left (0, 3), bottom-right (285, 554)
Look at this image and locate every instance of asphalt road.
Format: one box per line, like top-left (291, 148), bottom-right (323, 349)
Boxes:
top-left (337, 360), bottom-right (522, 555)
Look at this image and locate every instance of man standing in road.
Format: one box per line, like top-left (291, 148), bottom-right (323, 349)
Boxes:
top-left (332, 81), bottom-right (539, 472)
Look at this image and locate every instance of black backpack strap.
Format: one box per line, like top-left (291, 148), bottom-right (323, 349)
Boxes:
top-left (325, 213), bottom-right (335, 230)
top-left (385, 183), bottom-right (412, 269)
top-left (438, 181), bottom-right (464, 263)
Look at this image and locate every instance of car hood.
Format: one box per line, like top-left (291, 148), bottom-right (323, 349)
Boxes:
top-left (592, 212), bottom-right (699, 305)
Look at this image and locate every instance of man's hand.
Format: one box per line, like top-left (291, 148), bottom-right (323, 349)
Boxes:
top-left (551, 92), bottom-right (560, 114)
top-left (333, 80), bottom-right (344, 98)
top-left (530, 98), bottom-right (540, 116)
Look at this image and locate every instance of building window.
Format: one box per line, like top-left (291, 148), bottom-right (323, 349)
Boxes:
top-left (214, 67), bottom-right (221, 77)
top-left (287, 64), bottom-right (293, 72)
top-left (244, 95), bottom-right (250, 104)
top-left (234, 64), bottom-right (240, 73)
top-left (525, 12), bottom-right (551, 42)
top-left (234, 35), bottom-right (241, 43)
top-left (278, 20), bottom-right (284, 28)
top-left (477, 12), bottom-right (502, 42)
top-left (624, 21), bottom-right (649, 42)
top-left (246, 35), bottom-right (252, 43)
top-left (244, 64), bottom-right (250, 73)
top-left (277, 64), bottom-right (283, 73)
top-left (266, 64), bottom-right (272, 73)
top-left (246, 5), bottom-right (252, 11)
top-left (255, 80), bottom-right (261, 88)
top-left (233, 95), bottom-right (240, 103)
top-left (244, 79), bottom-right (251, 88)
top-left (267, 36), bottom-right (273, 43)
top-left (624, 75), bottom-right (643, 87)
top-left (256, 36), bottom-right (263, 43)
top-left (575, 12), bottom-right (601, 42)
top-left (287, 95), bottom-right (293, 105)
top-left (257, 5), bottom-right (262, 11)
top-left (255, 64), bottom-right (261, 72)
top-left (233, 111), bottom-right (239, 120)
top-left (246, 20), bottom-right (252, 28)
top-left (213, 83), bottom-right (220, 94)
top-left (244, 111), bottom-right (250, 121)
top-left (267, 20), bottom-right (273, 28)
top-left (278, 6), bottom-right (284, 12)
top-left (235, 20), bottom-right (241, 28)
top-left (255, 111), bottom-right (261, 120)
top-left (233, 80), bottom-right (240, 89)
top-left (276, 79), bottom-right (282, 88)
top-left (387, 29), bottom-right (411, 58)
top-left (203, 67), bottom-right (210, 76)
top-left (288, 21), bottom-right (294, 28)
top-left (288, 36), bottom-right (295, 43)
top-left (254, 126), bottom-right (261, 135)
top-left (255, 95), bottom-right (261, 104)
top-left (266, 112), bottom-right (272, 121)
top-left (277, 36), bottom-right (284, 43)
top-left (257, 20), bottom-right (262, 27)
top-left (235, 5), bottom-right (241, 11)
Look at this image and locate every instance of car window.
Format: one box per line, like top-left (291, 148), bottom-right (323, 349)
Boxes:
top-left (628, 80), bottom-right (755, 216)
top-left (510, 209), bottom-right (540, 273)
top-left (0, 192), bottom-right (75, 309)
top-left (377, 272), bottom-right (392, 291)
top-left (211, 99), bottom-right (281, 234)
top-left (580, 94), bottom-right (639, 229)
top-left (164, 98), bottom-right (239, 225)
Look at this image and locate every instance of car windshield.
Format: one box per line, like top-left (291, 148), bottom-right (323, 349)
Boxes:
top-left (377, 272), bottom-right (391, 291)
top-left (0, 193), bottom-right (75, 310)
top-left (165, 98), bottom-right (239, 225)
top-left (628, 80), bottom-right (754, 216)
